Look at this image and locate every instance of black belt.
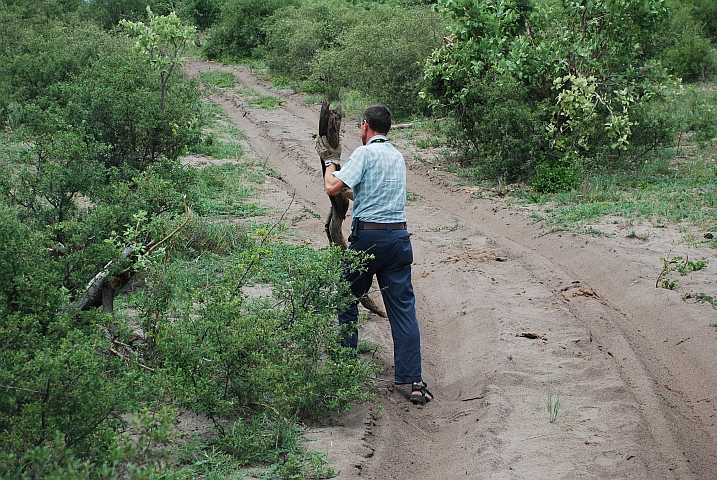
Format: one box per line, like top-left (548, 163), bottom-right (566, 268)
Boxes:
top-left (359, 221), bottom-right (407, 230)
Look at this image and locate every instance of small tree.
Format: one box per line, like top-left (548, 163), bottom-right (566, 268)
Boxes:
top-left (121, 7), bottom-right (196, 111)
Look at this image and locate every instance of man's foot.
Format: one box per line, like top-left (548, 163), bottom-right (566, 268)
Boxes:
top-left (410, 382), bottom-right (434, 405)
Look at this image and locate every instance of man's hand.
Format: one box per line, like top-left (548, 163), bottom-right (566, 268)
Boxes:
top-left (315, 135), bottom-right (341, 163)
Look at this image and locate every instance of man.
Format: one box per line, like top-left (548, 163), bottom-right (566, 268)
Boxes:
top-left (317, 104), bottom-right (433, 405)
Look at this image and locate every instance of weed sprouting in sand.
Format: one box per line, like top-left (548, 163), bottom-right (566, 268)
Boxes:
top-left (656, 255), bottom-right (709, 289)
top-left (547, 387), bottom-right (564, 423)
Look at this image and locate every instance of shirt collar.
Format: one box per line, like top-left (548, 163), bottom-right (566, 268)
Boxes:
top-left (367, 135), bottom-right (388, 145)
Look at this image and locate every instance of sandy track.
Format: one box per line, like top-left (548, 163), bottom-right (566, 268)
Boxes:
top-left (185, 59), bottom-right (717, 479)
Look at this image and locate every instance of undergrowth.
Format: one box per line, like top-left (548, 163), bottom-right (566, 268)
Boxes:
top-left (656, 256), bottom-right (710, 289)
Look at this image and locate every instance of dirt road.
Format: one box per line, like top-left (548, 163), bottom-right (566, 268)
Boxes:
top-left (185, 59), bottom-right (717, 479)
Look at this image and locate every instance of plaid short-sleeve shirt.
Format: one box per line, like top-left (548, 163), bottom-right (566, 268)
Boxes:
top-left (334, 136), bottom-right (407, 223)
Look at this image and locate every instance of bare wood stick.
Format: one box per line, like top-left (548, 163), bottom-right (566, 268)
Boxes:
top-left (119, 195), bottom-right (191, 275)
top-left (109, 345), bottom-right (156, 372)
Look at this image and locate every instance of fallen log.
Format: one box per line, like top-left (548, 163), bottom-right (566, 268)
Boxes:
top-left (69, 196), bottom-right (191, 314)
top-left (71, 246), bottom-right (134, 313)
top-left (319, 101), bottom-right (387, 318)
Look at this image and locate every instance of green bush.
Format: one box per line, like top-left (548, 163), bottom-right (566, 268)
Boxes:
top-left (204, 0), bottom-right (298, 61)
top-left (176, 0), bottom-right (225, 30)
top-left (0, 132), bottom-right (129, 299)
top-left (80, 0), bottom-right (151, 30)
top-left (0, 21), bottom-right (202, 177)
top-left (530, 155), bottom-right (582, 194)
top-left (149, 243), bottom-right (380, 424)
top-left (660, 3), bottom-right (717, 81)
top-left (0, 5), bottom-right (385, 476)
top-left (625, 94), bottom-right (679, 160)
top-left (1, 135), bottom-right (197, 296)
top-left (0, 22), bottom-right (99, 107)
top-left (679, 86), bottom-right (717, 142)
top-left (424, 0), bottom-right (675, 185)
top-left (311, 3), bottom-right (445, 116)
top-left (0, 316), bottom-right (134, 460)
top-left (0, 212), bottom-right (167, 475)
top-left (689, 0), bottom-right (717, 41)
top-left (0, 204), bottom-right (64, 316)
top-left (260, 0), bottom-right (444, 115)
top-left (441, 75), bottom-right (547, 183)
top-left (262, 0), bottom-right (360, 81)
top-left (68, 53), bottom-right (201, 174)
top-left (210, 414), bottom-right (336, 478)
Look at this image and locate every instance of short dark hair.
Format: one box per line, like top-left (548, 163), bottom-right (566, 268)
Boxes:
top-left (361, 105), bottom-right (392, 134)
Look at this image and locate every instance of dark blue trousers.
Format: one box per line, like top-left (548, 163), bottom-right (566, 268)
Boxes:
top-left (338, 220), bottom-right (422, 384)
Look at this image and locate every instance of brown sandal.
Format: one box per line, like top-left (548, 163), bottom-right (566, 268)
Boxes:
top-left (410, 382), bottom-right (434, 405)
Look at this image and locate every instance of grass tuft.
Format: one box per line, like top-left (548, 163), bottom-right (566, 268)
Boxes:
top-left (547, 386), bottom-right (564, 423)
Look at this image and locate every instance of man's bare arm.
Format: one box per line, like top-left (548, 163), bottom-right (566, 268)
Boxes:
top-left (324, 164), bottom-right (351, 198)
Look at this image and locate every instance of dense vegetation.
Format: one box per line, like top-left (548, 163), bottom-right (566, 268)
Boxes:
top-left (1, 0), bottom-right (716, 477)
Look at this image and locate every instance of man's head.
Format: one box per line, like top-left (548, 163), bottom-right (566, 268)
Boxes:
top-left (360, 105), bottom-right (392, 144)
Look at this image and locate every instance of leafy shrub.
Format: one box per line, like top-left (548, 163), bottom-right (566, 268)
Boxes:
top-left (260, 0), bottom-right (444, 115)
top-left (0, 214), bottom-right (166, 475)
top-left (0, 133), bottom-right (130, 296)
top-left (530, 155), bottom-right (582, 193)
top-left (0, 204), bottom-right (64, 316)
top-left (262, 0), bottom-right (360, 80)
top-left (0, 15), bottom-right (207, 476)
top-left (442, 75), bottom-right (547, 182)
top-left (1, 21), bottom-right (202, 178)
top-left (204, 0), bottom-right (298, 61)
top-left (625, 94), bottom-right (679, 160)
top-left (688, 0), bottom-right (717, 41)
top-left (0, 315), bottom-right (134, 460)
top-left (424, 0), bottom-right (675, 185)
top-left (0, 22), bottom-right (100, 107)
top-left (1, 407), bottom-right (177, 479)
top-left (661, 85), bottom-right (717, 143)
top-left (311, 3), bottom-right (445, 116)
top-left (176, 0), bottom-right (225, 30)
top-left (149, 243), bottom-right (380, 424)
top-left (660, 3), bottom-right (717, 81)
top-left (80, 0), bottom-right (152, 30)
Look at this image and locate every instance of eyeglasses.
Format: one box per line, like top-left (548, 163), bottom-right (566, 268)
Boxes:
top-left (356, 119), bottom-right (366, 129)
